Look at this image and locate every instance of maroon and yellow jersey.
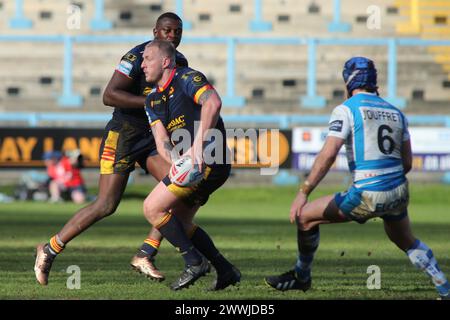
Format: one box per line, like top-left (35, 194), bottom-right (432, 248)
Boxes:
top-left (145, 67), bottom-right (227, 166)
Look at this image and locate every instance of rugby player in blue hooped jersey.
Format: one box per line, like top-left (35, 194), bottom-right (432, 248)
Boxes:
top-left (265, 57), bottom-right (450, 299)
top-left (141, 39), bottom-right (241, 291)
top-left (34, 13), bottom-right (189, 285)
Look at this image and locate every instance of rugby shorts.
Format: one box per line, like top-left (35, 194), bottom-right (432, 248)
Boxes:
top-left (162, 164), bottom-right (231, 208)
top-left (334, 180), bottom-right (409, 224)
top-left (99, 118), bottom-right (157, 175)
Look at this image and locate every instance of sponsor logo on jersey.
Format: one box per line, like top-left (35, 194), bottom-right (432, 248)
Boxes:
top-left (193, 74), bottom-right (206, 87)
top-left (329, 120), bottom-right (343, 132)
top-left (124, 53), bottom-right (137, 62)
top-left (181, 70), bottom-right (197, 80)
top-left (167, 115), bottom-right (186, 131)
top-left (116, 60), bottom-right (133, 76)
top-left (152, 99), bottom-right (162, 106)
top-left (143, 87), bottom-right (153, 95)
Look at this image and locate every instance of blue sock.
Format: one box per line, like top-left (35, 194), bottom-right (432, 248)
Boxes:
top-left (436, 282), bottom-right (450, 298)
top-left (295, 254), bottom-right (313, 281)
top-left (406, 239), bottom-right (449, 297)
top-left (295, 226), bottom-right (320, 282)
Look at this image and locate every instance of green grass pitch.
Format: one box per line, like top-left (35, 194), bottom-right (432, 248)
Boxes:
top-left (0, 183), bottom-right (449, 300)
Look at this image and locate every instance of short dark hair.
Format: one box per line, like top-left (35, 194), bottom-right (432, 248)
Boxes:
top-left (359, 85), bottom-right (379, 94)
top-left (156, 12), bottom-right (182, 26)
top-left (146, 39), bottom-right (176, 64)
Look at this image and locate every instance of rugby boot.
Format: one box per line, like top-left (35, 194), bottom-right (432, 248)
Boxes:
top-left (209, 265), bottom-right (241, 291)
top-left (265, 269), bottom-right (311, 292)
top-left (437, 281), bottom-right (450, 300)
top-left (34, 243), bottom-right (56, 286)
top-left (438, 293), bottom-right (450, 300)
top-left (170, 257), bottom-right (210, 291)
top-left (130, 252), bottom-right (165, 282)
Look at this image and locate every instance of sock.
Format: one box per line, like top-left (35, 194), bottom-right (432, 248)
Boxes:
top-left (48, 234), bottom-right (65, 256)
top-left (295, 226), bottom-right (320, 282)
top-left (406, 239), bottom-right (450, 297)
top-left (156, 213), bottom-right (202, 266)
top-left (189, 225), bottom-right (232, 274)
top-left (139, 238), bottom-right (161, 257)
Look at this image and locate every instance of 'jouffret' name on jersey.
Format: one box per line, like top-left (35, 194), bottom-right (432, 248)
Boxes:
top-left (362, 108), bottom-right (401, 122)
top-left (327, 93), bottom-right (410, 188)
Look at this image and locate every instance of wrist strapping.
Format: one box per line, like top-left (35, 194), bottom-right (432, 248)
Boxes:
top-left (299, 180), bottom-right (313, 196)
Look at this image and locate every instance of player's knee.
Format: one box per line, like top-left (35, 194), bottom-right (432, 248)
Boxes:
top-left (92, 199), bottom-right (119, 219)
top-left (296, 214), bottom-right (312, 231)
top-left (143, 198), bottom-right (159, 223)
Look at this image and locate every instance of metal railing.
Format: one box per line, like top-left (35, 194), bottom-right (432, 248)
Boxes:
top-left (1, 34), bottom-right (450, 109)
top-left (8, 0), bottom-right (359, 32)
top-left (1, 112), bottom-right (449, 128)
top-left (3, 0), bottom-right (450, 109)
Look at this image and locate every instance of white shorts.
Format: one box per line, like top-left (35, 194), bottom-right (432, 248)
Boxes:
top-left (334, 180), bottom-right (409, 223)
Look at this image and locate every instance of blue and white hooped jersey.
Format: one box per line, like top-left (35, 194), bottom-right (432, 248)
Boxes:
top-left (327, 92), bottom-right (410, 190)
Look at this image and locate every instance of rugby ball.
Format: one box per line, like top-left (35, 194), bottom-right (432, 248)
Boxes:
top-left (169, 156), bottom-right (204, 187)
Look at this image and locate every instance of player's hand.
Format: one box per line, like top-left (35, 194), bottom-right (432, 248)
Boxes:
top-left (185, 145), bottom-right (204, 173)
top-left (290, 192), bottom-right (308, 224)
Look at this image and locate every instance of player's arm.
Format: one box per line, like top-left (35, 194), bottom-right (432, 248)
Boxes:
top-left (181, 70), bottom-right (221, 168)
top-left (145, 95), bottom-right (178, 164)
top-left (290, 105), bottom-right (349, 223)
top-left (401, 139), bottom-right (412, 174)
top-left (150, 121), bottom-right (177, 165)
top-left (103, 71), bottom-right (146, 108)
top-left (196, 88), bottom-right (221, 143)
top-left (401, 116), bottom-right (412, 175)
top-left (303, 106), bottom-right (349, 196)
top-left (289, 136), bottom-right (344, 224)
top-left (191, 87), bottom-right (221, 168)
top-left (302, 136), bottom-right (345, 193)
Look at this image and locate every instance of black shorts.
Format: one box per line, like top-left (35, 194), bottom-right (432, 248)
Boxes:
top-left (162, 164), bottom-right (231, 207)
top-left (99, 118), bottom-right (157, 174)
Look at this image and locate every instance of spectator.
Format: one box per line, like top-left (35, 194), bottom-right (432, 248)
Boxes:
top-left (43, 150), bottom-right (87, 204)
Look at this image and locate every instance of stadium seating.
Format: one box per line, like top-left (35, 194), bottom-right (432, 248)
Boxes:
top-left (395, 0), bottom-right (450, 82)
top-left (0, 0), bottom-right (449, 115)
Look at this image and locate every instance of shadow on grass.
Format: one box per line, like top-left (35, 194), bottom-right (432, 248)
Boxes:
top-left (1, 211), bottom-right (450, 242)
top-left (1, 244), bottom-right (444, 300)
